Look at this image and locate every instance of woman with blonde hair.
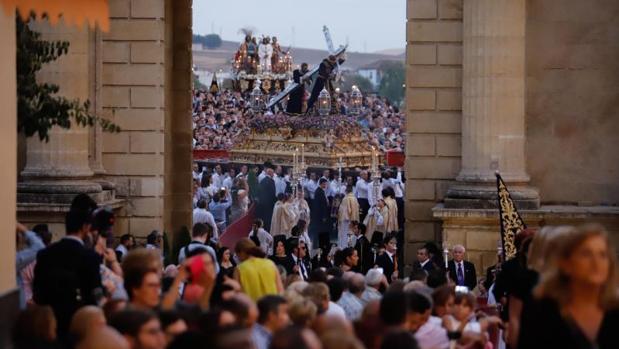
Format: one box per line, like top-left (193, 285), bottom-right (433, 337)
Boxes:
top-left (506, 226), bottom-right (569, 348)
top-left (517, 224), bottom-right (619, 349)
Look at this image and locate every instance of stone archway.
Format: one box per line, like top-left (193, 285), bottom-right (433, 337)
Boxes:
top-left (17, 0), bottom-right (194, 241)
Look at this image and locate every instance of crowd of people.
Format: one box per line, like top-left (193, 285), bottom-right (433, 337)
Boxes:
top-left (191, 162), bottom-right (405, 257)
top-left (191, 89), bottom-right (405, 152)
top-left (12, 151), bottom-right (619, 349)
top-left (13, 188), bottom-right (619, 349)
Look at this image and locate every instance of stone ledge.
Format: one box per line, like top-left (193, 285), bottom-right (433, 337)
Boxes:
top-left (17, 198), bottom-right (125, 213)
top-left (433, 203), bottom-right (619, 220)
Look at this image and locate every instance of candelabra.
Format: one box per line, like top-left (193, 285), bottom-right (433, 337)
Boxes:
top-left (370, 147), bottom-right (381, 204)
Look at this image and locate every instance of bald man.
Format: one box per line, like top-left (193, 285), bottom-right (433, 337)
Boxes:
top-left (76, 326), bottom-right (129, 349)
top-left (448, 245), bottom-right (477, 290)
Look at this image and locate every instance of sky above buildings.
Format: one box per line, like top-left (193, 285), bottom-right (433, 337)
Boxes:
top-left (192, 0), bottom-right (406, 53)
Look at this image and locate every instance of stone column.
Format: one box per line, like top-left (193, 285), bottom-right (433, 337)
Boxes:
top-left (18, 21), bottom-right (104, 205)
top-left (88, 29), bottom-right (106, 176)
top-left (0, 6), bottom-right (17, 293)
top-left (444, 0), bottom-right (539, 209)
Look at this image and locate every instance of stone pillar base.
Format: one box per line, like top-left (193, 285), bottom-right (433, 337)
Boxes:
top-left (444, 183), bottom-right (540, 210)
top-left (433, 204), bottom-right (619, 273)
top-left (17, 180), bottom-right (124, 238)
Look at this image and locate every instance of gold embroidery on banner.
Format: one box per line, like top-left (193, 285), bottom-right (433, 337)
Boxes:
top-left (497, 177), bottom-right (526, 260)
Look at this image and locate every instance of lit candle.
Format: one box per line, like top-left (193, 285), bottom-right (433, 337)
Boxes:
top-left (301, 144), bottom-right (305, 165)
top-left (294, 148), bottom-right (298, 176)
top-left (371, 146), bottom-right (376, 172)
top-left (443, 248), bottom-right (449, 269)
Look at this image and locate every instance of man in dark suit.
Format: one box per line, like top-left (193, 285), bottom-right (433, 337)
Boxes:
top-left (354, 223), bottom-right (373, 274)
top-left (309, 178), bottom-right (331, 246)
top-left (413, 246), bottom-right (436, 274)
top-left (33, 209), bottom-right (103, 339)
top-left (448, 244), bottom-right (478, 291)
top-left (257, 166), bottom-right (277, 231)
top-left (375, 234), bottom-right (398, 282)
top-left (286, 239), bottom-right (311, 280)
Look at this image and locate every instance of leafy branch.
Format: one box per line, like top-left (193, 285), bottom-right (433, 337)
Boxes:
top-left (16, 12), bottom-right (120, 142)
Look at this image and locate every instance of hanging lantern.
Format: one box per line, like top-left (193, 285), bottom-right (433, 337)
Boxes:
top-left (318, 88), bottom-right (331, 116)
top-left (251, 81), bottom-right (264, 112)
top-left (350, 85), bottom-right (363, 115)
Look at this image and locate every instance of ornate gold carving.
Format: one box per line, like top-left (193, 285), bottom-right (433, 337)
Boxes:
top-left (497, 174), bottom-right (526, 261)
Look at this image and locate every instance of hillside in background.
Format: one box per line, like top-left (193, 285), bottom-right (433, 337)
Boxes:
top-left (193, 40), bottom-right (404, 72)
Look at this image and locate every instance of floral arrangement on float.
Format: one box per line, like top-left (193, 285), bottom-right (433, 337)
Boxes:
top-left (248, 114), bottom-right (360, 139)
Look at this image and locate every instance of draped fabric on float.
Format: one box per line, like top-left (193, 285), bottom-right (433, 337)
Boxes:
top-left (2, 0), bottom-right (110, 31)
top-left (496, 172), bottom-right (527, 261)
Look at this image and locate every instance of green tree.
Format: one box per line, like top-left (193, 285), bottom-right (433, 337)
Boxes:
top-left (340, 73), bottom-right (374, 94)
top-left (378, 61), bottom-right (405, 105)
top-left (17, 13), bottom-right (119, 142)
top-left (192, 33), bottom-right (222, 49)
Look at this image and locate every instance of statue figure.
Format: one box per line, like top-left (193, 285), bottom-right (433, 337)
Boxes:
top-left (306, 55), bottom-right (341, 114)
top-left (258, 37), bottom-right (273, 73)
top-left (271, 36), bottom-right (282, 73)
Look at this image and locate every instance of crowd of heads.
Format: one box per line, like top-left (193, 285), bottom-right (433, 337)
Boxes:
top-left (191, 89), bottom-right (405, 152)
top-left (13, 188), bottom-right (619, 349)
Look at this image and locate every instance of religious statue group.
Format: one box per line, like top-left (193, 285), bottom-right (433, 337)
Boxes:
top-left (235, 34), bottom-right (291, 75)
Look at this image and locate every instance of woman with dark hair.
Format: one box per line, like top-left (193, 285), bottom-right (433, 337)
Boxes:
top-left (217, 247), bottom-right (236, 279)
top-left (270, 236), bottom-right (293, 273)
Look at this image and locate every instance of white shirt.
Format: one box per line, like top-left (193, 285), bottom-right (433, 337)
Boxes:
top-left (415, 320), bottom-right (450, 349)
top-left (192, 208), bottom-right (219, 239)
top-left (258, 171), bottom-right (267, 183)
top-left (291, 254), bottom-right (308, 280)
top-left (274, 176), bottom-right (287, 195)
top-left (249, 228), bottom-right (274, 256)
top-left (303, 179), bottom-right (318, 200)
top-left (115, 244), bottom-right (128, 261)
top-left (392, 172), bottom-right (405, 199)
top-left (355, 178), bottom-right (370, 199)
top-left (326, 301), bottom-right (346, 319)
top-left (63, 235), bottom-right (84, 245)
top-left (329, 180), bottom-right (345, 196)
top-left (212, 172), bottom-right (223, 188)
top-left (222, 175), bottom-right (233, 190)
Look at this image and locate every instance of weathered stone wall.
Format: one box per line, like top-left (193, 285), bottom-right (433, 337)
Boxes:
top-left (525, 0), bottom-right (619, 206)
top-left (0, 8), bottom-right (17, 293)
top-left (407, 0), bottom-right (619, 273)
top-left (405, 0), bottom-right (463, 265)
top-left (101, 0), bottom-right (168, 236)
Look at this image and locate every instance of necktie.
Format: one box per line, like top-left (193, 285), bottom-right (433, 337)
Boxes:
top-left (457, 263), bottom-right (464, 286)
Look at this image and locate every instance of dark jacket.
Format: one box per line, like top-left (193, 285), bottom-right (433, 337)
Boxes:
top-left (448, 260), bottom-right (478, 290)
top-left (375, 252), bottom-right (396, 282)
top-left (33, 237), bottom-right (103, 338)
top-left (309, 187), bottom-right (331, 235)
top-left (413, 259), bottom-right (436, 274)
top-left (354, 235), bottom-right (374, 274)
top-left (257, 176), bottom-right (277, 231)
